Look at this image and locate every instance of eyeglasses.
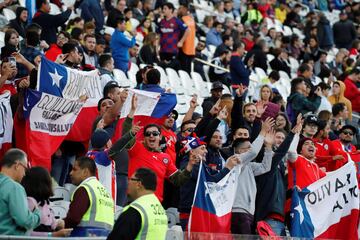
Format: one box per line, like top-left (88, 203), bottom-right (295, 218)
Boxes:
top-left (17, 161), bottom-right (28, 170)
top-left (342, 131), bottom-right (354, 136)
top-left (183, 128), bottom-right (195, 133)
top-left (144, 131), bottom-right (160, 137)
top-left (129, 177), bottom-right (141, 182)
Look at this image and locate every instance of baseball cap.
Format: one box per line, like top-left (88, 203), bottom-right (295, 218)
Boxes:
top-left (304, 115), bottom-right (319, 126)
top-left (211, 81), bottom-right (224, 91)
top-left (91, 129), bottom-right (111, 149)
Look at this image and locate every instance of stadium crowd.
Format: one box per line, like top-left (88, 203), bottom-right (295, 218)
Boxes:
top-left (0, 0), bottom-right (359, 238)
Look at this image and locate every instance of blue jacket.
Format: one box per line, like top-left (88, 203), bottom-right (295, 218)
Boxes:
top-left (178, 155), bottom-right (229, 213)
top-left (206, 28), bottom-right (223, 47)
top-left (141, 84), bottom-right (165, 93)
top-left (110, 30), bottom-right (136, 68)
top-left (80, 0), bottom-right (104, 33)
top-left (230, 54), bottom-right (250, 86)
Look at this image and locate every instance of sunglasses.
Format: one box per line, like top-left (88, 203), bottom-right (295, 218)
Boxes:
top-left (144, 131), bottom-right (160, 137)
top-left (168, 113), bottom-right (177, 120)
top-left (129, 177), bottom-right (141, 182)
top-left (17, 161), bottom-right (28, 170)
top-left (342, 131), bottom-right (354, 136)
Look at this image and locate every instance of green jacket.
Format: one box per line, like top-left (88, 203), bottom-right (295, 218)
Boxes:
top-left (288, 92), bottom-right (321, 117)
top-left (0, 173), bottom-right (41, 235)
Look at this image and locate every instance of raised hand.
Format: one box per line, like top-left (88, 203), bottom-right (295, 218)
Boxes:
top-left (264, 128), bottom-right (275, 149)
top-left (190, 94), bottom-right (199, 109)
top-left (131, 121), bottom-right (142, 135)
top-left (235, 84), bottom-right (248, 97)
top-left (260, 117), bottom-right (275, 136)
top-left (256, 101), bottom-right (268, 118)
top-left (120, 89), bottom-right (129, 103)
top-left (209, 98), bottom-right (221, 116)
top-left (225, 155), bottom-right (241, 170)
top-left (217, 106), bottom-right (228, 120)
top-left (291, 114), bottom-right (303, 134)
top-left (130, 94), bottom-right (138, 111)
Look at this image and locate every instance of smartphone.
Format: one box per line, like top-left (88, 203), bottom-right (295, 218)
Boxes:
top-left (8, 57), bottom-right (16, 66)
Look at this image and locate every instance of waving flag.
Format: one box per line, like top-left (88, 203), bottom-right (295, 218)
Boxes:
top-left (188, 162), bottom-right (241, 235)
top-left (37, 57), bottom-right (101, 142)
top-left (23, 89), bottom-right (84, 170)
top-left (290, 161), bottom-right (359, 239)
top-left (0, 91), bottom-right (13, 158)
top-left (112, 89), bottom-right (177, 141)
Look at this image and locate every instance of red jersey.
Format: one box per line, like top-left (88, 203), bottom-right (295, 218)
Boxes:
top-left (288, 155), bottom-right (326, 190)
top-left (329, 139), bottom-right (356, 169)
top-left (161, 128), bottom-right (177, 164)
top-left (128, 141), bottom-right (178, 201)
top-left (314, 138), bottom-right (336, 171)
top-left (45, 44), bottom-right (62, 62)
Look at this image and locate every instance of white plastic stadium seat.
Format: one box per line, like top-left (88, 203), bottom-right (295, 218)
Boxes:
top-left (178, 70), bottom-right (196, 96)
top-left (3, 8), bottom-right (16, 21)
top-left (62, 0), bottom-right (75, 8)
top-left (51, 206), bottom-right (67, 219)
top-left (49, 3), bottom-right (61, 15)
top-left (113, 69), bottom-right (131, 88)
top-left (129, 18), bottom-right (140, 30)
top-left (53, 186), bottom-right (70, 201)
top-left (255, 67), bottom-right (267, 81)
top-left (166, 208), bottom-right (180, 228)
top-left (191, 72), bottom-right (211, 98)
top-left (64, 183), bottom-right (76, 196)
top-left (166, 68), bottom-right (185, 95)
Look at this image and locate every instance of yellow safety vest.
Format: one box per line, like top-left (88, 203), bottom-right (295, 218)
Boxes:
top-left (123, 193), bottom-right (168, 240)
top-left (247, 9), bottom-right (263, 24)
top-left (71, 177), bottom-right (114, 230)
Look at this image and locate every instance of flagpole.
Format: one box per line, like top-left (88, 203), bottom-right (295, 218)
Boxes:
top-left (187, 161), bottom-right (203, 239)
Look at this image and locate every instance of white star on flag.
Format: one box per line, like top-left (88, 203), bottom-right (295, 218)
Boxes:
top-left (294, 202), bottom-right (304, 224)
top-left (49, 68), bottom-right (63, 87)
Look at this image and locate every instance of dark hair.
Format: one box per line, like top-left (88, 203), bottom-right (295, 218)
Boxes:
top-left (58, 30), bottom-right (70, 39)
top-left (98, 54), bottom-right (112, 68)
top-left (232, 138), bottom-right (250, 148)
top-left (332, 102), bottom-right (346, 116)
top-left (222, 34), bottom-right (232, 43)
top-left (62, 41), bottom-right (77, 54)
top-left (26, 23), bottom-right (42, 33)
top-left (103, 82), bottom-right (120, 97)
top-left (5, 28), bottom-right (19, 46)
top-left (269, 70), bottom-right (280, 81)
top-left (115, 16), bottom-right (126, 25)
top-left (1, 148), bottom-right (27, 168)
top-left (84, 34), bottom-right (96, 42)
top-left (275, 112), bottom-right (291, 133)
top-left (143, 124), bottom-right (161, 135)
top-left (146, 68), bottom-right (160, 84)
top-left (180, 120), bottom-right (196, 132)
top-left (26, 30), bottom-right (40, 46)
top-left (66, 17), bottom-right (83, 30)
top-left (35, 0), bottom-right (47, 10)
top-left (233, 41), bottom-right (245, 52)
top-left (71, 27), bottom-right (83, 41)
top-left (97, 97), bottom-right (111, 111)
top-left (291, 34), bottom-right (299, 45)
top-left (21, 167), bottom-right (53, 205)
top-left (75, 156), bottom-right (96, 176)
top-left (298, 63), bottom-right (311, 74)
top-left (213, 21), bottom-right (223, 28)
top-left (275, 128), bottom-right (288, 137)
top-left (134, 168), bottom-right (157, 191)
top-left (317, 82), bottom-right (331, 91)
top-left (290, 77), bottom-right (305, 94)
top-left (124, 7), bottom-right (132, 15)
top-left (162, 2), bottom-right (175, 11)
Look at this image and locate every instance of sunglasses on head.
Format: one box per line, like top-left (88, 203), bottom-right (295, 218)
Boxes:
top-left (144, 131), bottom-right (160, 137)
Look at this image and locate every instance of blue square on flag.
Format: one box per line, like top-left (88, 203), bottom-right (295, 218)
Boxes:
top-left (38, 57), bottom-right (68, 97)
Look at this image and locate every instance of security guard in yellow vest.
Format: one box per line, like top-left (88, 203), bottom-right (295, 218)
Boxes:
top-left (107, 168), bottom-right (168, 240)
top-left (64, 156), bottom-right (114, 237)
top-left (242, 2), bottom-right (263, 24)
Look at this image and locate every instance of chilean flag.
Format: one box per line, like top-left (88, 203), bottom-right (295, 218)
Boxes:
top-left (0, 91), bottom-right (13, 159)
top-left (111, 89), bottom-right (177, 141)
top-left (37, 57), bottom-right (101, 143)
top-left (290, 161), bottom-right (359, 239)
top-left (23, 89), bottom-right (84, 170)
top-left (188, 162), bottom-right (241, 235)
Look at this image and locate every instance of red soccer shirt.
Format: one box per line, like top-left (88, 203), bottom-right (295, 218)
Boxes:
top-left (161, 128), bottom-right (177, 164)
top-left (288, 155), bottom-right (326, 191)
top-left (128, 141), bottom-right (178, 201)
top-left (314, 138), bottom-right (335, 171)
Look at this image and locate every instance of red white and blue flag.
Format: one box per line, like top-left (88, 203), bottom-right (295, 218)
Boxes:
top-left (23, 89), bottom-right (84, 170)
top-left (188, 162), bottom-right (241, 235)
top-left (290, 161), bottom-right (359, 239)
top-left (112, 89), bottom-right (177, 141)
top-left (0, 91), bottom-right (13, 159)
top-left (37, 57), bottom-right (101, 143)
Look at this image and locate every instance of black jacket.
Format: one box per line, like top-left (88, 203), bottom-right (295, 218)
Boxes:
top-left (333, 19), bottom-right (357, 46)
top-left (32, 9), bottom-right (71, 44)
top-left (254, 132), bottom-right (295, 222)
top-left (7, 7), bottom-right (27, 38)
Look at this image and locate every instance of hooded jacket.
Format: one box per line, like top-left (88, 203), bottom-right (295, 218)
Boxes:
top-left (287, 92), bottom-right (321, 118)
top-left (328, 81), bottom-right (353, 120)
top-left (8, 7), bottom-right (27, 38)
